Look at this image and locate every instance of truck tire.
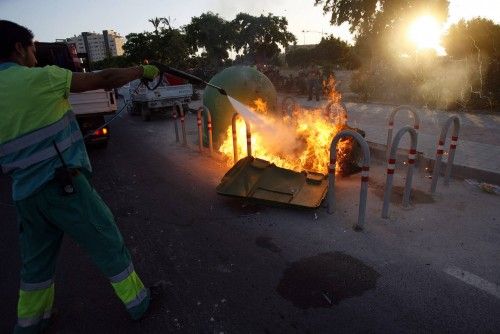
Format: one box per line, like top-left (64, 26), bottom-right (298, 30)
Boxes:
top-left (141, 104), bottom-right (151, 121)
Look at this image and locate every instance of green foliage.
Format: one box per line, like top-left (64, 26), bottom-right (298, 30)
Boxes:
top-left (285, 35), bottom-right (359, 69)
top-left (314, 0), bottom-right (449, 56)
top-left (314, 0), bottom-right (449, 36)
top-left (442, 18), bottom-right (500, 108)
top-left (123, 32), bottom-right (153, 64)
top-left (285, 48), bottom-right (314, 67)
top-left (123, 18), bottom-right (192, 67)
top-left (231, 13), bottom-right (296, 63)
top-left (91, 56), bottom-right (133, 70)
top-left (184, 12), bottom-right (234, 68)
top-left (349, 50), bottom-right (499, 110)
top-left (443, 18), bottom-right (500, 59)
top-left (124, 13), bottom-right (296, 71)
top-left (315, 1), bottom-right (498, 110)
top-left (315, 36), bottom-right (359, 68)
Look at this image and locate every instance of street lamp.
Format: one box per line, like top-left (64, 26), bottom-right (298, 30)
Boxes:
top-left (301, 30), bottom-right (328, 45)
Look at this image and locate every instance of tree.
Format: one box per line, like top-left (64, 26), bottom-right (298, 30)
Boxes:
top-left (231, 13), bottom-right (296, 64)
top-left (149, 17), bottom-right (162, 35)
top-left (443, 18), bottom-right (500, 108)
top-left (443, 18), bottom-right (500, 59)
top-left (314, 0), bottom-right (449, 37)
top-left (285, 47), bottom-right (314, 67)
top-left (314, 35), bottom-right (352, 65)
top-left (123, 32), bottom-right (154, 64)
top-left (184, 12), bottom-right (233, 68)
top-left (123, 18), bottom-right (193, 67)
top-left (92, 55), bottom-right (133, 70)
top-left (285, 36), bottom-right (358, 69)
top-left (314, 0), bottom-right (449, 56)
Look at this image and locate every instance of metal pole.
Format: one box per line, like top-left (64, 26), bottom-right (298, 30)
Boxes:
top-left (325, 101), bottom-right (348, 125)
top-left (386, 105), bottom-right (420, 159)
top-left (172, 109), bottom-right (179, 143)
top-left (245, 120), bottom-right (252, 157)
top-left (430, 116), bottom-right (460, 192)
top-left (382, 126), bottom-right (418, 218)
top-left (231, 112), bottom-right (252, 164)
top-left (327, 130), bottom-right (371, 231)
top-left (205, 107), bottom-right (214, 157)
top-left (402, 147), bottom-right (417, 207)
top-left (198, 106), bottom-right (214, 156)
top-left (231, 113), bottom-right (239, 164)
top-left (444, 117), bottom-right (460, 186)
top-left (174, 102), bottom-right (187, 146)
top-left (197, 108), bottom-right (203, 152)
top-left (430, 139), bottom-right (444, 194)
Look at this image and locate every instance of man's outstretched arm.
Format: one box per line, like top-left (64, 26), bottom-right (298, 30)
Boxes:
top-left (70, 65), bottom-right (159, 93)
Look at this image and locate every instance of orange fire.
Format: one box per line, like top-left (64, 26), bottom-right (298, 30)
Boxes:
top-left (218, 75), bottom-right (352, 175)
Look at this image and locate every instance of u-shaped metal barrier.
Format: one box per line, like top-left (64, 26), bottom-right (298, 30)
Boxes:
top-left (325, 101), bottom-right (348, 125)
top-left (173, 102), bottom-right (187, 146)
top-left (196, 106), bottom-right (214, 156)
top-left (327, 130), bottom-right (371, 231)
top-left (231, 112), bottom-right (252, 163)
top-left (172, 108), bottom-right (180, 143)
top-left (430, 116), bottom-right (461, 194)
top-left (281, 96), bottom-right (297, 116)
top-left (386, 105), bottom-right (420, 158)
top-left (382, 126), bottom-right (418, 218)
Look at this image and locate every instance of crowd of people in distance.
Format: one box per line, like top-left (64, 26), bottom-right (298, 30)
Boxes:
top-left (258, 64), bottom-right (337, 100)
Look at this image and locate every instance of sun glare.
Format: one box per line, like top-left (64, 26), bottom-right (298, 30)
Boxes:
top-left (408, 15), bottom-right (444, 53)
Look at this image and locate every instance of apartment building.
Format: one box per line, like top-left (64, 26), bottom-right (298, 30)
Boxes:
top-left (65, 30), bottom-right (125, 62)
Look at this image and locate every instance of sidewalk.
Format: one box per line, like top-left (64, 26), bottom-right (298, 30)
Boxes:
top-left (188, 92), bottom-right (499, 182)
top-left (280, 95), bottom-right (500, 182)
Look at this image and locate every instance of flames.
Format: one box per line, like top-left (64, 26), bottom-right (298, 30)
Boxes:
top-left (218, 75), bottom-right (353, 175)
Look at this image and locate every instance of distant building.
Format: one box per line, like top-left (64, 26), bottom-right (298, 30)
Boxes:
top-left (65, 30), bottom-right (125, 62)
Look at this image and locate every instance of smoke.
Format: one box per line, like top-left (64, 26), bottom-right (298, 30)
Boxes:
top-left (227, 96), bottom-right (302, 155)
top-left (416, 57), bottom-right (482, 109)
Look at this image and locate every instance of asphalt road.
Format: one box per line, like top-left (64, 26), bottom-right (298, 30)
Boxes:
top-left (1, 107), bottom-right (499, 333)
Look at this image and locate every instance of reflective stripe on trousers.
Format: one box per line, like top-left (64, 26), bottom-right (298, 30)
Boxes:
top-left (16, 278), bottom-right (54, 328)
top-left (109, 262), bottom-right (148, 311)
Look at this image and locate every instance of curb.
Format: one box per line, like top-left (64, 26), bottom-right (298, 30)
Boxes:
top-left (367, 141), bottom-right (500, 185)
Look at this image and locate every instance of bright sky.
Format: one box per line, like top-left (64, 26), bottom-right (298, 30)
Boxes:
top-left (1, 0), bottom-right (499, 46)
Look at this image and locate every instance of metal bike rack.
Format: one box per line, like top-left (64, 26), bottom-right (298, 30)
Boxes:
top-left (172, 109), bottom-right (180, 143)
top-left (231, 112), bottom-right (252, 163)
top-left (281, 96), bottom-right (297, 116)
top-left (327, 130), bottom-right (371, 231)
top-left (386, 105), bottom-right (420, 158)
top-left (196, 106), bottom-right (214, 156)
top-left (325, 101), bottom-right (348, 125)
top-left (382, 126), bottom-right (418, 218)
top-left (174, 102), bottom-right (187, 146)
top-left (430, 116), bottom-right (461, 194)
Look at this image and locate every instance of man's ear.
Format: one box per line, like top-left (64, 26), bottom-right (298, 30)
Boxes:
top-left (14, 42), bottom-right (26, 57)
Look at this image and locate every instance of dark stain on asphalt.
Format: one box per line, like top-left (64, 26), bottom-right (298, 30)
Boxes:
top-left (226, 199), bottom-right (265, 215)
top-left (255, 236), bottom-right (281, 253)
top-left (276, 252), bottom-right (380, 309)
top-left (372, 183), bottom-right (435, 204)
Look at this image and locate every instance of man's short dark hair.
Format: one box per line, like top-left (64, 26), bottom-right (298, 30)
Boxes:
top-left (0, 20), bottom-right (34, 60)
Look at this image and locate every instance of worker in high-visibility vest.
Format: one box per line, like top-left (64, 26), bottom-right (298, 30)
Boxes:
top-left (0, 20), bottom-right (161, 333)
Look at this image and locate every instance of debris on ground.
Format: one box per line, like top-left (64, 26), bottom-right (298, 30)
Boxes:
top-left (465, 179), bottom-right (500, 195)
